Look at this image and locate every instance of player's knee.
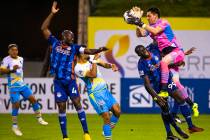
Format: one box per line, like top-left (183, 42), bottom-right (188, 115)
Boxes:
top-left (72, 97), bottom-right (82, 110)
top-left (57, 102), bottom-right (66, 113)
top-left (113, 105), bottom-right (121, 118)
top-left (102, 112), bottom-right (111, 124)
top-left (28, 95), bottom-right (37, 104)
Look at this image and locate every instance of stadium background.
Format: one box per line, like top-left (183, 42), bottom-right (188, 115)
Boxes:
top-left (0, 0), bottom-right (210, 140)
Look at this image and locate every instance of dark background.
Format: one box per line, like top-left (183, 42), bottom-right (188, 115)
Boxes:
top-left (0, 0), bottom-right (78, 61)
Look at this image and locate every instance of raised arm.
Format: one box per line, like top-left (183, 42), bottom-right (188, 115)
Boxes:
top-left (41, 1), bottom-right (59, 39)
top-left (97, 59), bottom-right (118, 72)
top-left (136, 27), bottom-right (148, 37)
top-left (84, 47), bottom-right (108, 55)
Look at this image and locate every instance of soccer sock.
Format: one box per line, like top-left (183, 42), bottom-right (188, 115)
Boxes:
top-left (110, 115), bottom-right (119, 129)
top-left (161, 112), bottom-right (172, 135)
top-left (179, 103), bottom-right (193, 128)
top-left (32, 102), bottom-right (41, 118)
top-left (171, 101), bottom-right (179, 115)
top-left (77, 108), bottom-right (89, 133)
top-left (59, 113), bottom-right (68, 138)
top-left (103, 124), bottom-right (112, 140)
top-left (160, 61), bottom-right (169, 85)
top-left (12, 108), bottom-right (19, 128)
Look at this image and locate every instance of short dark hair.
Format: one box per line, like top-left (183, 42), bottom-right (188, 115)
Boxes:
top-left (135, 45), bottom-right (144, 54)
top-left (147, 7), bottom-right (160, 18)
top-left (8, 44), bottom-right (18, 50)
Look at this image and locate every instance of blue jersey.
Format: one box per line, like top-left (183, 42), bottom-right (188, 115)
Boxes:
top-left (138, 53), bottom-right (161, 86)
top-left (146, 43), bottom-right (161, 59)
top-left (48, 34), bottom-right (82, 81)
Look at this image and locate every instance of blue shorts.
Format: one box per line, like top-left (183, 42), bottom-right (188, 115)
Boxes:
top-left (54, 79), bottom-right (80, 103)
top-left (9, 85), bottom-right (33, 104)
top-left (89, 88), bottom-right (117, 115)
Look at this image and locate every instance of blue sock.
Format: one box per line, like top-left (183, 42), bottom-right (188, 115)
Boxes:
top-left (12, 108), bottom-right (19, 127)
top-left (32, 102), bottom-right (41, 118)
top-left (77, 108), bottom-right (89, 133)
top-left (171, 101), bottom-right (179, 115)
top-left (161, 112), bottom-right (172, 135)
top-left (180, 103), bottom-right (193, 128)
top-left (103, 124), bottom-right (111, 140)
top-left (59, 113), bottom-right (68, 138)
top-left (110, 115), bottom-right (119, 129)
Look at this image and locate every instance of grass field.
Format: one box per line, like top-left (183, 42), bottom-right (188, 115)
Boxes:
top-left (0, 114), bottom-right (209, 140)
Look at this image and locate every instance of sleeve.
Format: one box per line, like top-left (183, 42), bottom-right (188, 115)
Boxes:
top-left (47, 34), bottom-right (58, 47)
top-left (1, 58), bottom-right (9, 69)
top-left (138, 60), bottom-right (146, 78)
top-left (157, 19), bottom-right (168, 30)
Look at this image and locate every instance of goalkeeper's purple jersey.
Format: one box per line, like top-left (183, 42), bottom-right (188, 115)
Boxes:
top-left (149, 19), bottom-right (181, 52)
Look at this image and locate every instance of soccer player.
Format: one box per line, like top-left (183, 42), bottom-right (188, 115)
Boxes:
top-left (135, 45), bottom-right (205, 139)
top-left (0, 44), bottom-right (48, 136)
top-left (129, 7), bottom-right (186, 96)
top-left (41, 1), bottom-right (108, 140)
top-left (74, 53), bottom-right (120, 140)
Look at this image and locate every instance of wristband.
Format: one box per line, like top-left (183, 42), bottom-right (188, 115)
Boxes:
top-left (153, 97), bottom-right (158, 101)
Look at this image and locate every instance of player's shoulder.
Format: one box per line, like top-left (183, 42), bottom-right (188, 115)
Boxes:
top-left (2, 56), bottom-right (11, 62)
top-left (18, 56), bottom-right (23, 61)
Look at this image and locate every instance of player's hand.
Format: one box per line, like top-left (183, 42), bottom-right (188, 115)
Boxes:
top-left (154, 96), bottom-right (167, 108)
top-left (185, 47), bottom-right (196, 55)
top-left (10, 65), bottom-right (19, 73)
top-left (131, 6), bottom-right (144, 19)
top-left (111, 64), bottom-right (118, 72)
top-left (51, 1), bottom-right (59, 14)
top-left (98, 47), bottom-right (108, 52)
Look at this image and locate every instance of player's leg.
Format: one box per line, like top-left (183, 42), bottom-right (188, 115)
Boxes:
top-left (160, 49), bottom-right (184, 92)
top-left (160, 106), bottom-right (181, 140)
top-left (54, 79), bottom-right (69, 140)
top-left (69, 81), bottom-right (90, 140)
top-left (110, 103), bottom-right (120, 129)
top-left (89, 90), bottom-right (111, 140)
top-left (101, 112), bottom-right (112, 140)
top-left (106, 89), bottom-right (120, 130)
top-left (171, 91), bottom-right (204, 133)
top-left (22, 85), bottom-right (48, 125)
top-left (172, 69), bottom-right (199, 117)
top-left (10, 91), bottom-right (22, 136)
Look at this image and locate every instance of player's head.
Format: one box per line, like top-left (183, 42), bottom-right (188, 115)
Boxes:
top-left (62, 30), bottom-right (74, 44)
top-left (135, 45), bottom-right (150, 59)
top-left (146, 7), bottom-right (160, 24)
top-left (8, 44), bottom-right (18, 58)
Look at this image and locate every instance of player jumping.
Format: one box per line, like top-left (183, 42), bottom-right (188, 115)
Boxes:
top-left (74, 53), bottom-right (120, 140)
top-left (0, 44), bottom-right (48, 136)
top-left (41, 1), bottom-right (108, 140)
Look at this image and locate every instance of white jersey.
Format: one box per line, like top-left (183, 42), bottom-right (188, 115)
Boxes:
top-left (74, 61), bottom-right (107, 95)
top-left (1, 56), bottom-right (24, 88)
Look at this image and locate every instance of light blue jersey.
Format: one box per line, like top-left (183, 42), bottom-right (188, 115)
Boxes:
top-left (1, 56), bottom-right (32, 103)
top-left (75, 60), bottom-right (117, 114)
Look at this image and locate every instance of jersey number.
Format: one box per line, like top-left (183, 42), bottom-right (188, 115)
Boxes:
top-left (72, 87), bottom-right (77, 94)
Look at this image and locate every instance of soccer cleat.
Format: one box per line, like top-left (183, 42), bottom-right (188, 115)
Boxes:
top-left (188, 126), bottom-right (204, 134)
top-left (174, 115), bottom-right (186, 124)
top-left (159, 90), bottom-right (169, 98)
top-left (38, 117), bottom-right (48, 125)
top-left (192, 103), bottom-right (199, 117)
top-left (12, 127), bottom-right (23, 136)
top-left (166, 135), bottom-right (181, 140)
top-left (63, 138), bottom-right (70, 140)
top-left (177, 130), bottom-right (189, 139)
top-left (84, 133), bottom-right (91, 140)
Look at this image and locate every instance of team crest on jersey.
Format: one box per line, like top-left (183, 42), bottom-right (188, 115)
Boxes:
top-left (56, 46), bottom-right (70, 55)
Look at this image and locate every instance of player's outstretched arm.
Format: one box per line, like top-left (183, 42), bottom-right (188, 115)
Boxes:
top-left (143, 75), bottom-right (167, 108)
top-left (97, 60), bottom-right (118, 72)
top-left (136, 27), bottom-right (147, 37)
top-left (84, 47), bottom-right (108, 55)
top-left (41, 1), bottom-right (59, 39)
top-left (0, 65), bottom-right (19, 74)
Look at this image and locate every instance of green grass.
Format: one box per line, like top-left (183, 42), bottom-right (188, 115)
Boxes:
top-left (0, 114), bottom-right (209, 140)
